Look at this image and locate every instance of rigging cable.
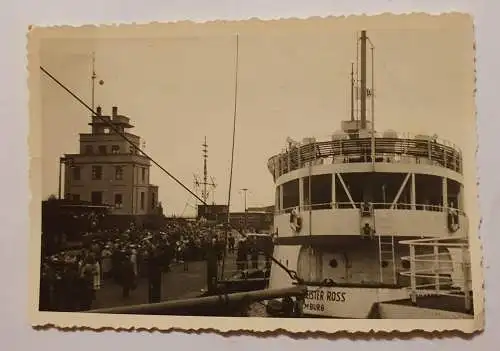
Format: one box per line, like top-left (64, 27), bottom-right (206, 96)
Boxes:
top-left (218, 34), bottom-right (302, 283)
top-left (40, 66), bottom-right (206, 206)
top-left (220, 33), bottom-right (239, 280)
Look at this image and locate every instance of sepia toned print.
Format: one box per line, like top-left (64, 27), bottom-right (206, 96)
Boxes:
top-left (28, 14), bottom-right (484, 334)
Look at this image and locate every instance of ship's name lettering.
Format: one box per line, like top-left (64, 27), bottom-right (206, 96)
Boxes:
top-left (304, 302), bottom-right (325, 311)
top-left (306, 290), bottom-right (346, 303)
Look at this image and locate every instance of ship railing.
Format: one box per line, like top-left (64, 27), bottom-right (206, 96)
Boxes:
top-left (276, 202), bottom-right (466, 217)
top-left (399, 237), bottom-right (472, 312)
top-left (290, 131), bottom-right (462, 152)
top-left (268, 136), bottom-right (463, 179)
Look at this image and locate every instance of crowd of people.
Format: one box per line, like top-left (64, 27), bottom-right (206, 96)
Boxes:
top-left (39, 216), bottom-right (273, 312)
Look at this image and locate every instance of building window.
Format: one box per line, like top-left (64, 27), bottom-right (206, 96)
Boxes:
top-left (85, 145), bottom-right (93, 154)
top-left (98, 145), bottom-right (107, 154)
top-left (141, 168), bottom-right (146, 183)
top-left (92, 165), bottom-right (102, 180)
top-left (72, 166), bottom-right (81, 181)
top-left (115, 166), bottom-right (124, 180)
top-left (91, 191), bottom-right (103, 204)
top-left (140, 192), bottom-right (145, 210)
top-left (114, 193), bottom-right (123, 208)
top-left (151, 192), bottom-right (156, 209)
top-left (111, 145), bottom-right (120, 154)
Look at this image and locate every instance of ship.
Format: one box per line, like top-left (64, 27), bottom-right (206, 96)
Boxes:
top-left (40, 30), bottom-right (473, 319)
top-left (265, 30), bottom-right (474, 319)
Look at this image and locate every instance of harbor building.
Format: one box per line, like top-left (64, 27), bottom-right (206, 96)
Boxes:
top-left (60, 106), bottom-right (161, 220)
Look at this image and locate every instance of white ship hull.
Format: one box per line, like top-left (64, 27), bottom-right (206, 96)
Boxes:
top-left (301, 285), bottom-right (410, 318)
top-left (267, 237), bottom-right (472, 319)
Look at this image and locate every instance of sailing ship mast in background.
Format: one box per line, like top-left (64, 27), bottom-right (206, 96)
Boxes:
top-left (194, 136), bottom-right (217, 205)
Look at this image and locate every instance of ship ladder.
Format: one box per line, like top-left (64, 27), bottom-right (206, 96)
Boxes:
top-left (378, 235), bottom-right (397, 285)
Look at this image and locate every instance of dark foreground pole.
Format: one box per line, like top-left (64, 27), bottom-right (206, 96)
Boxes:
top-left (58, 157), bottom-right (63, 199)
top-left (90, 285), bottom-right (307, 316)
top-left (206, 245), bottom-right (219, 294)
top-left (148, 252), bottom-right (163, 303)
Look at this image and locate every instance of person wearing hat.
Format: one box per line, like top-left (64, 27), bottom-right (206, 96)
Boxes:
top-left (121, 251), bottom-right (136, 299)
top-left (236, 238), bottom-right (248, 271)
top-left (130, 245), bottom-right (138, 278)
top-left (147, 247), bottom-right (163, 303)
top-left (79, 255), bottom-right (96, 310)
top-left (101, 244), bottom-right (112, 281)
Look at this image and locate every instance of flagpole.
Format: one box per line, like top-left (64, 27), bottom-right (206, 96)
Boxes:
top-left (370, 45), bottom-right (375, 168)
top-left (91, 52), bottom-right (96, 111)
top-left (90, 51), bottom-right (104, 117)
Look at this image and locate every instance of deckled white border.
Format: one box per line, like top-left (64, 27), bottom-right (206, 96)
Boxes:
top-left (27, 13), bottom-right (484, 335)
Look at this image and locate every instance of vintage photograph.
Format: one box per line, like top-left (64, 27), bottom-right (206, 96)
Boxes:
top-left (28, 14), bottom-right (483, 333)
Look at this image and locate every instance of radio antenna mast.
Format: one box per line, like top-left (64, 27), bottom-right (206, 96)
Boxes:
top-left (195, 136), bottom-right (216, 204)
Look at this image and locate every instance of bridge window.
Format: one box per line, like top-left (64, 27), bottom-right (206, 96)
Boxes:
top-left (336, 173), bottom-right (365, 205)
top-left (282, 179), bottom-right (299, 212)
top-left (447, 178), bottom-right (461, 209)
top-left (415, 174), bottom-right (442, 210)
top-left (303, 174), bottom-right (332, 209)
top-left (275, 187), bottom-right (280, 211)
top-left (335, 173), bottom-right (412, 208)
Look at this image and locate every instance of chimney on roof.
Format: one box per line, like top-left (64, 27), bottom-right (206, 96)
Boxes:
top-left (96, 106), bottom-right (102, 116)
top-left (112, 106), bottom-right (118, 118)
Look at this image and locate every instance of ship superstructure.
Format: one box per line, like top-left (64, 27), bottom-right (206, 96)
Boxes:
top-left (266, 30), bottom-right (472, 319)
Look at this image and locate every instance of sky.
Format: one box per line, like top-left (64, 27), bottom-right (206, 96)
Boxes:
top-left (37, 15), bottom-right (476, 217)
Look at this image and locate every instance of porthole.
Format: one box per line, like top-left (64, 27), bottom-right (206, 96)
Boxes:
top-left (329, 259), bottom-right (338, 268)
top-left (401, 260), bottom-right (411, 269)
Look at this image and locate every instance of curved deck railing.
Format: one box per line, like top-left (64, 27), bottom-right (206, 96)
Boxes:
top-left (399, 237), bottom-right (472, 313)
top-left (275, 202), bottom-right (466, 217)
top-left (268, 137), bottom-right (463, 179)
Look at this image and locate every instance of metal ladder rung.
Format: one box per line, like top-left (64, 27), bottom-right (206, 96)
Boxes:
top-left (378, 234), bottom-right (397, 285)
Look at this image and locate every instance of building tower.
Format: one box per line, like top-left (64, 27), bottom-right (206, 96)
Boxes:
top-left (61, 105), bottom-right (159, 217)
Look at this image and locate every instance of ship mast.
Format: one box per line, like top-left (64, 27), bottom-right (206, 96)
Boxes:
top-left (360, 30), bottom-right (368, 130)
top-left (194, 137), bottom-right (216, 205)
top-left (357, 30), bottom-right (375, 164)
top-left (370, 44), bottom-right (375, 167)
top-left (202, 137), bottom-right (208, 203)
top-left (350, 62), bottom-right (355, 122)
